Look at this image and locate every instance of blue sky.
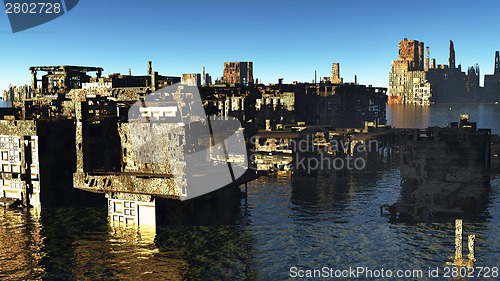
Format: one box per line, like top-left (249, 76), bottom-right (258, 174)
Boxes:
top-left (1, 0), bottom-right (500, 91)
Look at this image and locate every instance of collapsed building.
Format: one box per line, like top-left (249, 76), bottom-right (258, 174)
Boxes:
top-left (390, 115), bottom-right (491, 221)
top-left (201, 82), bottom-right (386, 131)
top-left (0, 61), bottom-right (388, 226)
top-left (0, 63), bottom-right (254, 226)
top-left (389, 38), bottom-right (497, 104)
top-left (222, 62), bottom-right (253, 85)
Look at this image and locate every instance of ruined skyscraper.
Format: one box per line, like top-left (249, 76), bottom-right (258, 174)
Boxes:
top-left (424, 47), bottom-right (430, 71)
top-left (222, 62), bottom-right (253, 85)
top-left (431, 58), bottom-right (436, 69)
top-left (398, 38), bottom-right (425, 71)
top-left (483, 51), bottom-right (500, 101)
top-left (495, 51), bottom-right (499, 75)
top-left (331, 63), bottom-right (341, 84)
top-left (389, 38), bottom-right (489, 104)
top-left (147, 61), bottom-right (153, 75)
top-left (449, 40), bottom-right (456, 69)
top-left (426, 39), bottom-right (482, 102)
top-left (389, 38), bottom-right (429, 104)
top-left (464, 64), bottom-right (480, 96)
top-left (181, 73), bottom-right (202, 86)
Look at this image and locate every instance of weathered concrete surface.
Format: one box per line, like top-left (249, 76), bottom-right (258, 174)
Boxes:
top-left (74, 172), bottom-right (181, 199)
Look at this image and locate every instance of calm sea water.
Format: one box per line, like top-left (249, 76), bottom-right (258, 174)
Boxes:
top-left (387, 103), bottom-right (500, 134)
top-left (1, 104), bottom-right (500, 280)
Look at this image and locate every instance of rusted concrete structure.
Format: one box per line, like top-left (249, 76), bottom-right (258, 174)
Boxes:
top-left (222, 62), bottom-right (253, 85)
top-left (398, 38), bottom-right (425, 71)
top-left (252, 128), bottom-right (300, 175)
top-left (302, 83), bottom-right (387, 128)
top-left (0, 63), bottom-right (254, 226)
top-left (389, 39), bottom-right (499, 103)
top-left (181, 73), bottom-right (202, 87)
top-left (201, 80), bottom-right (387, 131)
top-left (391, 115), bottom-right (491, 221)
top-left (29, 65), bottom-right (103, 95)
top-left (1, 61), bottom-right (391, 225)
top-left (331, 63), bottom-right (341, 84)
top-left (389, 38), bottom-right (430, 104)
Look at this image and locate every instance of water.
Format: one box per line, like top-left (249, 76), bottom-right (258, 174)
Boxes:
top-left (387, 103), bottom-right (500, 134)
top-left (1, 103), bottom-right (500, 280)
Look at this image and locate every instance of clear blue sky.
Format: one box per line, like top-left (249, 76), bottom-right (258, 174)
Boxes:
top-left (1, 0), bottom-right (500, 91)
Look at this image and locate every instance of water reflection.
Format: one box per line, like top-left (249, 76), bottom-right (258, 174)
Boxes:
top-left (387, 104), bottom-right (431, 128)
top-left (0, 208), bottom-right (44, 280)
top-left (0, 158), bottom-right (499, 279)
top-left (154, 223), bottom-right (257, 280)
top-left (0, 206), bottom-right (258, 280)
top-left (387, 103), bottom-right (500, 134)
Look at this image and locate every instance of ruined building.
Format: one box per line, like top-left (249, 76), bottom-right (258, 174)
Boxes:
top-left (29, 65), bottom-right (103, 94)
top-left (449, 40), bottom-right (456, 69)
top-left (0, 63), bottom-right (254, 226)
top-left (0, 61), bottom-right (388, 226)
top-left (181, 73), bottom-right (202, 87)
top-left (301, 83), bottom-right (387, 128)
top-left (388, 38), bottom-right (430, 105)
top-left (26, 62), bottom-right (180, 96)
top-left (392, 115), bottom-right (491, 221)
top-left (398, 38), bottom-right (425, 70)
top-left (202, 80), bottom-right (387, 131)
top-left (389, 39), bottom-right (488, 104)
top-left (222, 62), bottom-right (253, 85)
top-left (483, 51), bottom-right (500, 101)
top-left (331, 63), bottom-right (342, 84)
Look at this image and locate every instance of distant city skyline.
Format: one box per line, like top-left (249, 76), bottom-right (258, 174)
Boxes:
top-left (1, 0), bottom-right (500, 91)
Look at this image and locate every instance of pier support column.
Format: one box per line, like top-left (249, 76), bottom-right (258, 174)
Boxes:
top-left (108, 194), bottom-right (156, 226)
top-left (467, 234), bottom-right (475, 262)
top-left (31, 70), bottom-right (37, 91)
top-left (455, 219), bottom-right (463, 261)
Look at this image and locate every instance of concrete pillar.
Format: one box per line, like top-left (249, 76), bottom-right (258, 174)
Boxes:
top-left (467, 234), bottom-right (475, 261)
top-left (455, 219), bottom-right (463, 261)
top-left (151, 71), bottom-right (158, 91)
top-left (147, 61), bottom-right (153, 75)
top-left (202, 66), bottom-right (205, 86)
top-left (75, 101), bottom-right (85, 172)
top-left (31, 70), bottom-right (37, 90)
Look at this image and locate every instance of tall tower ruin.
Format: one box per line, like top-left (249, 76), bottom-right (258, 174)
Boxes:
top-left (331, 63), bottom-right (341, 84)
top-left (495, 51), bottom-right (499, 75)
top-left (449, 40), bottom-right (456, 69)
top-left (398, 38), bottom-right (425, 70)
top-left (425, 47), bottom-right (430, 71)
